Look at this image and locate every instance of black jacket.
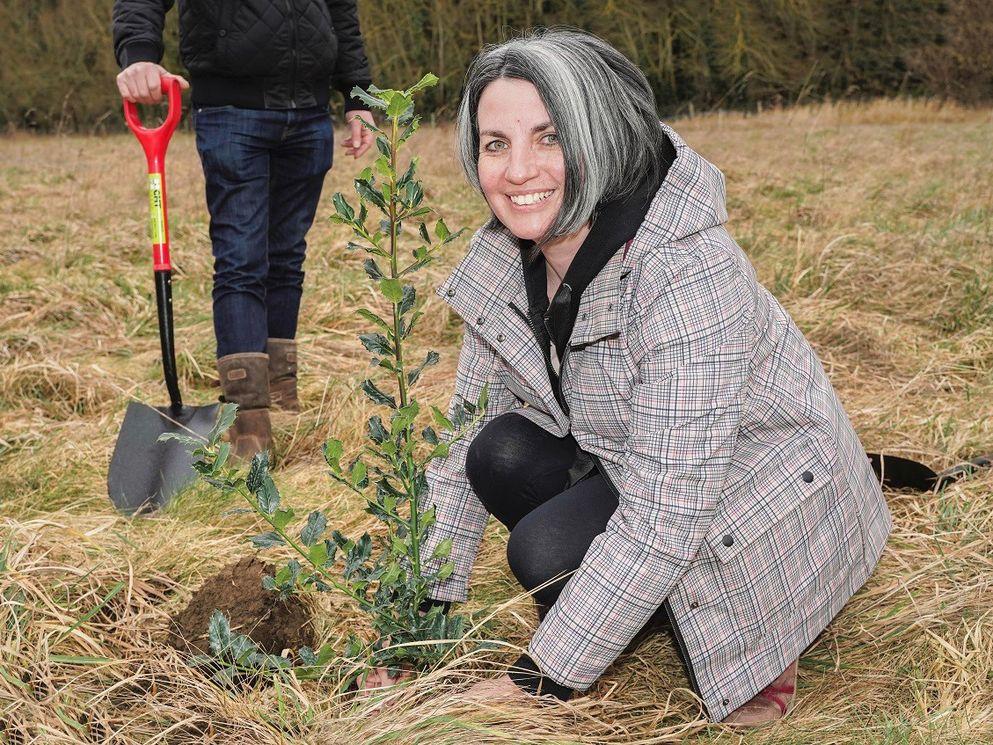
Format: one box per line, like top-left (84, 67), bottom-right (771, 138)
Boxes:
top-left (112, 0), bottom-right (373, 111)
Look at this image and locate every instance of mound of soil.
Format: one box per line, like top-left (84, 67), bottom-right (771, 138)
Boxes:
top-left (167, 556), bottom-right (315, 656)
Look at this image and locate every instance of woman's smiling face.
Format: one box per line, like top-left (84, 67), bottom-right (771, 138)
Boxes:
top-left (476, 78), bottom-right (565, 242)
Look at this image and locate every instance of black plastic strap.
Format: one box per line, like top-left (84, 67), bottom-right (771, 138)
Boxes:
top-left (868, 452), bottom-right (991, 491)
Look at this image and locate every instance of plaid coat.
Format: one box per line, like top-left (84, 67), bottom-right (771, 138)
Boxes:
top-left (423, 124), bottom-right (892, 720)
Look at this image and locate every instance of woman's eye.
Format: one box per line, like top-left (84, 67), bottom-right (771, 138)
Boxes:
top-left (483, 140), bottom-right (507, 152)
top-left (541, 133), bottom-right (559, 145)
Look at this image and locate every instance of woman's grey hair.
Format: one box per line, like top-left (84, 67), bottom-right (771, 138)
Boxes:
top-left (456, 28), bottom-right (669, 245)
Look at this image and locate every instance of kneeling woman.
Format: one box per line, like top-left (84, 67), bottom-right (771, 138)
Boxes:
top-left (421, 30), bottom-right (891, 726)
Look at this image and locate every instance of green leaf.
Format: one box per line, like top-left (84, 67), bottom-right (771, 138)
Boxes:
top-left (367, 415), bottom-right (389, 444)
top-left (376, 137), bottom-right (391, 159)
top-left (356, 307), bottom-right (392, 333)
top-left (436, 562), bottom-right (454, 581)
top-left (431, 538), bottom-right (453, 560)
top-left (332, 192), bottom-right (355, 222)
top-left (301, 511), bottom-right (328, 547)
top-left (208, 610), bottom-right (232, 654)
top-left (250, 531), bottom-right (285, 549)
top-left (407, 350), bottom-right (440, 386)
top-left (429, 442), bottom-right (451, 459)
top-left (255, 475), bottom-right (280, 515)
top-left (308, 541), bottom-right (329, 567)
top-left (386, 92), bottom-right (414, 119)
top-left (418, 222), bottom-right (430, 244)
top-left (361, 379), bottom-right (397, 408)
top-left (434, 218), bottom-right (450, 241)
top-left (359, 332), bottom-right (393, 356)
top-left (398, 284), bottom-right (416, 316)
top-left (355, 177), bottom-right (387, 211)
top-left (363, 258), bottom-right (384, 280)
top-left (210, 442), bottom-right (231, 475)
top-left (208, 402), bottom-right (239, 446)
top-left (246, 451), bottom-right (269, 492)
top-left (350, 460), bottom-right (368, 488)
top-left (421, 426), bottom-right (439, 445)
top-left (272, 508), bottom-right (295, 531)
top-left (350, 85), bottom-right (388, 110)
top-left (324, 438), bottom-right (344, 472)
top-left (431, 406), bottom-right (454, 432)
top-left (478, 383), bottom-right (489, 412)
top-left (157, 432), bottom-right (203, 449)
top-left (406, 73), bottom-right (439, 94)
top-left (379, 278), bottom-right (403, 303)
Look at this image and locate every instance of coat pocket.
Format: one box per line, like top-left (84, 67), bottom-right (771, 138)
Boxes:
top-left (706, 436), bottom-right (865, 645)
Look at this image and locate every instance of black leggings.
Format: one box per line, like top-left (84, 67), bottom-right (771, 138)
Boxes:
top-left (467, 412), bottom-right (667, 636)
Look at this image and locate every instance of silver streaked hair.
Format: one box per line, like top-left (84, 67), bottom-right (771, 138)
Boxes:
top-left (456, 28), bottom-right (669, 245)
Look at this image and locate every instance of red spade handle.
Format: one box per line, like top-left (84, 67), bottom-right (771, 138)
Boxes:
top-left (123, 76), bottom-right (183, 271)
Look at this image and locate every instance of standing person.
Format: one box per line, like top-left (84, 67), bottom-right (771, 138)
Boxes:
top-left (399, 29), bottom-right (891, 726)
top-left (112, 0), bottom-right (375, 459)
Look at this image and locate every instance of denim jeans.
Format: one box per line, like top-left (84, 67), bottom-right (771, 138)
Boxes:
top-left (193, 105), bottom-right (333, 357)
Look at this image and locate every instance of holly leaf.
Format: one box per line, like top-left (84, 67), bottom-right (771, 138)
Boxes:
top-left (324, 438), bottom-right (344, 472)
top-left (359, 332), bottom-right (393, 356)
top-left (398, 284), bottom-right (416, 316)
top-left (363, 258), bottom-right (384, 280)
top-left (332, 192), bottom-right (355, 222)
top-left (255, 475), bottom-right (280, 515)
top-left (208, 402), bottom-right (239, 446)
top-left (207, 610), bottom-right (232, 655)
top-left (379, 278), bottom-right (403, 303)
top-left (406, 73), bottom-right (439, 94)
top-left (250, 531), bottom-right (285, 549)
top-left (349, 85), bottom-right (388, 110)
top-left (361, 379), bottom-right (397, 408)
top-left (301, 511), bottom-right (328, 547)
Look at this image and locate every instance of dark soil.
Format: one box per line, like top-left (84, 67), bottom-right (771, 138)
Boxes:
top-left (167, 556), bottom-right (314, 656)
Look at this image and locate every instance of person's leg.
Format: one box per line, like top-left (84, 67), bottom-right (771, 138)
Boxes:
top-left (194, 106), bottom-right (281, 357)
top-left (505, 474), bottom-right (617, 610)
top-left (194, 106), bottom-right (281, 458)
top-left (465, 412), bottom-right (584, 530)
top-left (265, 106), bottom-right (333, 340)
top-left (264, 107), bottom-right (333, 411)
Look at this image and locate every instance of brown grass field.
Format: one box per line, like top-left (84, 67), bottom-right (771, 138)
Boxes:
top-left (1, 100), bottom-right (992, 743)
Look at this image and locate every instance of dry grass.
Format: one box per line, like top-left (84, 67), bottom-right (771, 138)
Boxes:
top-left (1, 98), bottom-right (992, 743)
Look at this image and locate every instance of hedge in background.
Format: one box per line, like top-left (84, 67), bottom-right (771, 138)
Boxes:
top-left (1, 0), bottom-right (988, 132)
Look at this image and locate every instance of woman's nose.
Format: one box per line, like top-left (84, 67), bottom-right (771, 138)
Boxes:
top-left (505, 145), bottom-right (539, 184)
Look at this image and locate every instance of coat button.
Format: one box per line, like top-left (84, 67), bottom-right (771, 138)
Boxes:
top-left (218, 29), bottom-right (227, 36)
top-left (496, 333), bottom-right (505, 342)
top-left (722, 698), bottom-right (730, 706)
top-left (722, 535), bottom-right (734, 547)
top-left (802, 470), bottom-right (814, 483)
top-left (476, 317), bottom-right (484, 325)
top-left (689, 601), bottom-right (700, 610)
top-left (446, 288), bottom-right (455, 297)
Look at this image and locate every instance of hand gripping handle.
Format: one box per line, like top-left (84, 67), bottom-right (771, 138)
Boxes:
top-left (123, 76), bottom-right (183, 271)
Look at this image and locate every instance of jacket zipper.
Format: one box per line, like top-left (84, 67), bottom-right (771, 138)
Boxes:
top-left (589, 452), bottom-right (704, 704)
top-left (285, 0), bottom-right (298, 108)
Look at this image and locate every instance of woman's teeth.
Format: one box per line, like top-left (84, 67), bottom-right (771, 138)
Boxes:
top-left (509, 190), bottom-right (553, 206)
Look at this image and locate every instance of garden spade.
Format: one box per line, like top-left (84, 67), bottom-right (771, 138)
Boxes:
top-left (108, 77), bottom-right (218, 515)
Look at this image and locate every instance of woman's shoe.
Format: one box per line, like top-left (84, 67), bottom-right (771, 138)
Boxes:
top-left (722, 658), bottom-right (798, 728)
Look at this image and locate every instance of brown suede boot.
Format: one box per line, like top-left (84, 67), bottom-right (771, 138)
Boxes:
top-left (267, 338), bottom-right (299, 412)
top-left (217, 352), bottom-right (273, 461)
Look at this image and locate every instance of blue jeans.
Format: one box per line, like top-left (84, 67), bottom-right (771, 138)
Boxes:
top-left (193, 105), bottom-right (333, 357)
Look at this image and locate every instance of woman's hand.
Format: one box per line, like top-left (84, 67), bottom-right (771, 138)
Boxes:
top-left (463, 673), bottom-right (533, 702)
top-left (357, 666), bottom-right (414, 692)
